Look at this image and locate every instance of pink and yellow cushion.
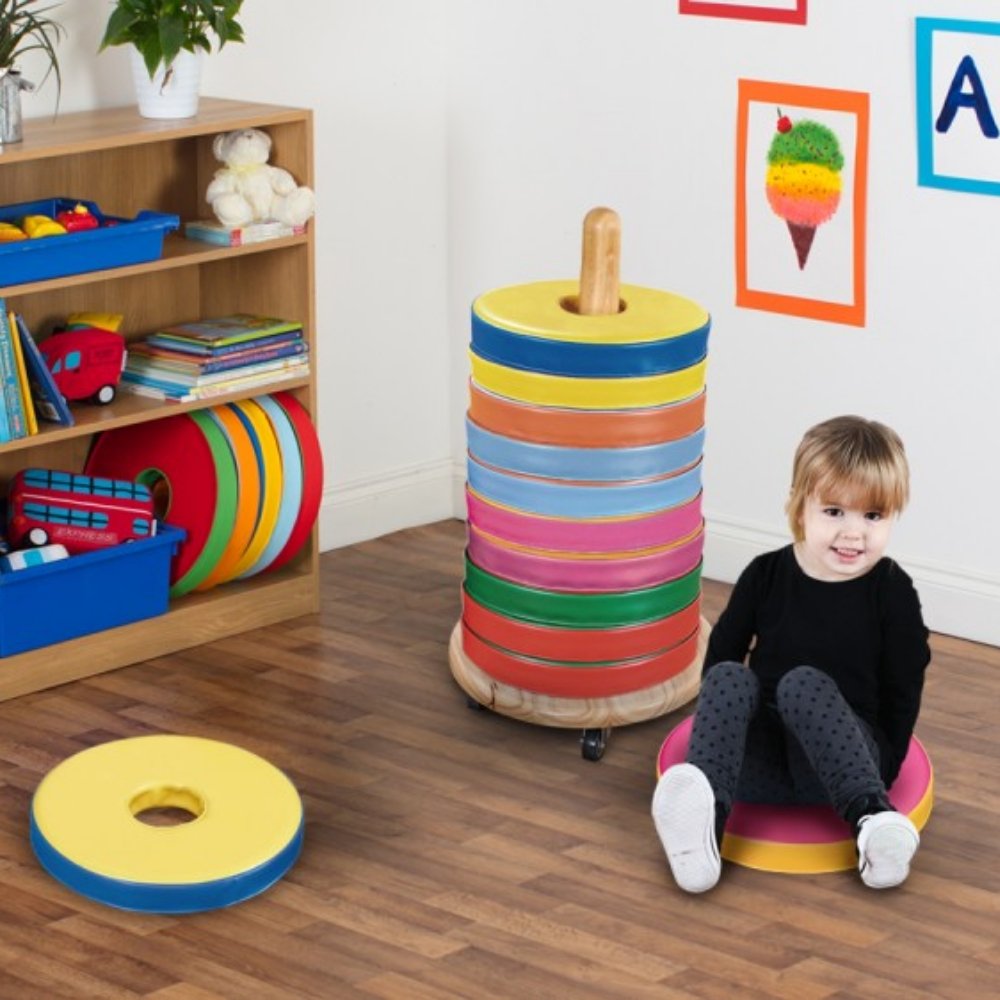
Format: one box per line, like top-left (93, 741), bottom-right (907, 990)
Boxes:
top-left (655, 715), bottom-right (933, 874)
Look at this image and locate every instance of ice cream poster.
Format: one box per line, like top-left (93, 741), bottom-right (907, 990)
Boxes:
top-left (916, 18), bottom-right (1000, 196)
top-left (679, 0), bottom-right (806, 24)
top-left (736, 80), bottom-right (869, 326)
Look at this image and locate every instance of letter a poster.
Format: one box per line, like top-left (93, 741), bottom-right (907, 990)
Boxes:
top-left (916, 18), bottom-right (1000, 195)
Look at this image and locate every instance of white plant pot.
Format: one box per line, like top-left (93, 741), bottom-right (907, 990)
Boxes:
top-left (129, 48), bottom-right (203, 120)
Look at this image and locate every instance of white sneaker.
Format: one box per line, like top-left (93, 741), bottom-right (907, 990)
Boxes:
top-left (856, 811), bottom-right (920, 889)
top-left (651, 763), bottom-right (721, 893)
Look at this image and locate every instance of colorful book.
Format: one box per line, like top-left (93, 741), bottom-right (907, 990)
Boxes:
top-left (154, 314), bottom-right (302, 349)
top-left (123, 355), bottom-right (310, 391)
top-left (14, 314), bottom-right (75, 427)
top-left (0, 307), bottom-right (27, 440)
top-left (0, 309), bottom-right (11, 443)
top-left (184, 219), bottom-right (306, 247)
top-left (144, 328), bottom-right (304, 358)
top-left (127, 338), bottom-right (306, 375)
top-left (122, 364), bottom-right (308, 403)
top-left (9, 311), bottom-right (37, 435)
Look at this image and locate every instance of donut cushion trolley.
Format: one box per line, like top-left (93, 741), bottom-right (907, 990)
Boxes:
top-left (452, 208), bottom-right (711, 759)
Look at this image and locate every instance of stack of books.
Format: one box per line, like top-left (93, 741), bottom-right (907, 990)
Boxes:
top-left (122, 314), bottom-right (310, 403)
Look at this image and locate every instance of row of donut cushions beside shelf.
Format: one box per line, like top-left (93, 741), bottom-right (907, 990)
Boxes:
top-left (461, 280), bottom-right (709, 703)
top-left (86, 391), bottom-right (323, 596)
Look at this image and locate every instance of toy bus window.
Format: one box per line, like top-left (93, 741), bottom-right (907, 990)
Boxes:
top-left (50, 358), bottom-right (63, 374)
top-left (132, 518), bottom-right (152, 536)
top-left (26, 471), bottom-right (64, 489)
top-left (23, 503), bottom-right (108, 529)
top-left (65, 350), bottom-right (82, 371)
top-left (85, 478), bottom-right (150, 501)
top-left (72, 510), bottom-right (108, 529)
top-left (26, 504), bottom-right (70, 525)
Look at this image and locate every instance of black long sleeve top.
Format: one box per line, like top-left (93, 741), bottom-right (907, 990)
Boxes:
top-left (704, 545), bottom-right (931, 785)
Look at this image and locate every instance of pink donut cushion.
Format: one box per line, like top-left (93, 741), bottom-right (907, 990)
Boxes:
top-left (655, 715), bottom-right (933, 873)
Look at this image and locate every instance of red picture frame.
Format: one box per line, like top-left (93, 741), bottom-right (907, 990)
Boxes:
top-left (679, 0), bottom-right (807, 24)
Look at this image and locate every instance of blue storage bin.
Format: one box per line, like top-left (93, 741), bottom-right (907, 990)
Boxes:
top-left (0, 522), bottom-right (185, 656)
top-left (0, 198), bottom-right (180, 287)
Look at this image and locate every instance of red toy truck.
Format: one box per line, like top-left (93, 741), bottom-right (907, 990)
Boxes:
top-left (39, 326), bottom-right (126, 404)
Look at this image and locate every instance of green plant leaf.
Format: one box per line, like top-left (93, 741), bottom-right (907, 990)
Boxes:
top-left (99, 7), bottom-right (138, 51)
top-left (98, 0), bottom-right (245, 77)
top-left (157, 14), bottom-right (185, 65)
top-left (0, 0), bottom-right (65, 105)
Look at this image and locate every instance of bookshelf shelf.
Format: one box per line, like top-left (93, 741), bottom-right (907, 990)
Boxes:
top-left (0, 373), bottom-right (312, 454)
top-left (1, 232), bottom-right (310, 298)
top-left (0, 99), bottom-right (319, 699)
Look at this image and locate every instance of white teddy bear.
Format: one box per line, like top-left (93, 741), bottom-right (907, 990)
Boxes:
top-left (205, 128), bottom-right (315, 228)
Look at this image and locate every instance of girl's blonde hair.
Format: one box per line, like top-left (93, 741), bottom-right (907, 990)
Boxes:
top-left (786, 416), bottom-right (910, 542)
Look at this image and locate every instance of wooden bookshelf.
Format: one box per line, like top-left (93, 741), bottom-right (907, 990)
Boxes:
top-left (0, 98), bottom-right (319, 699)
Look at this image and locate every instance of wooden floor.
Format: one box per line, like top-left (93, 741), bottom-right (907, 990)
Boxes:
top-left (0, 519), bottom-right (997, 999)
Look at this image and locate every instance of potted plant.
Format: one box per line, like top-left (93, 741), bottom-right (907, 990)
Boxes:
top-left (0, 0), bottom-right (64, 142)
top-left (99, 0), bottom-right (245, 120)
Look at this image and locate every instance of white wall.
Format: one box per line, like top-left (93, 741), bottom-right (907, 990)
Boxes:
top-left (201, 2), bottom-right (456, 549)
top-left (21, 2), bottom-right (1000, 644)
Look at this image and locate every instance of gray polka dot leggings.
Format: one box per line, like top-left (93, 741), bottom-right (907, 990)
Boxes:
top-left (686, 661), bottom-right (889, 822)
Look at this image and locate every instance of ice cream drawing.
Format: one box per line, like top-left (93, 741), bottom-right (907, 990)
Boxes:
top-left (765, 111), bottom-right (844, 270)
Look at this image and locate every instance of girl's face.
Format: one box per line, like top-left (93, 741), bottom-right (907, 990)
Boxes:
top-left (795, 492), bottom-right (895, 582)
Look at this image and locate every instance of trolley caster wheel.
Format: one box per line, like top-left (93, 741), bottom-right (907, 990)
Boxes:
top-left (581, 727), bottom-right (610, 761)
top-left (465, 695), bottom-right (486, 711)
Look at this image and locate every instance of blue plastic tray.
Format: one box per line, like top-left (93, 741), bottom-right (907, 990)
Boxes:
top-left (0, 198), bottom-right (180, 287)
top-left (0, 522), bottom-right (185, 656)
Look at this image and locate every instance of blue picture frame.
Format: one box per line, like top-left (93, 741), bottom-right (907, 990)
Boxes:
top-left (916, 17), bottom-right (1000, 196)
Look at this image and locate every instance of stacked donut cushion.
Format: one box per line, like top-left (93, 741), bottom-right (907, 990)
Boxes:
top-left (460, 280), bottom-right (710, 701)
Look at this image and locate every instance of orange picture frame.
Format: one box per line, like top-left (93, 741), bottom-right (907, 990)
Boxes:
top-left (736, 80), bottom-right (869, 327)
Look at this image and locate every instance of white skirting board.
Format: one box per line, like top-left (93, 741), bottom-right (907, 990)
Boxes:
top-left (319, 465), bottom-right (1000, 648)
top-left (318, 459), bottom-right (457, 551)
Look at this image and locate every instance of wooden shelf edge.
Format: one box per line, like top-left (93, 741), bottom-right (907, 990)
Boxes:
top-left (0, 571), bottom-right (319, 702)
top-left (9, 98), bottom-right (312, 164)
top-left (0, 374), bottom-right (312, 455)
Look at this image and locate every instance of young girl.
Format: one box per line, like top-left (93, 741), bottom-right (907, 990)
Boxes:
top-left (652, 415), bottom-right (930, 893)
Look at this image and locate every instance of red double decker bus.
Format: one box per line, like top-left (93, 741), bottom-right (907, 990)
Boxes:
top-left (8, 468), bottom-right (156, 554)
